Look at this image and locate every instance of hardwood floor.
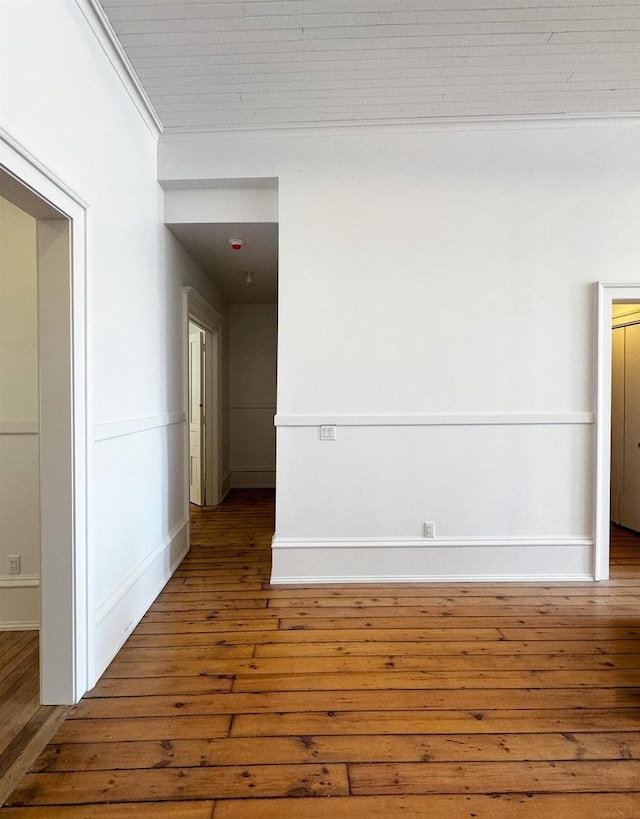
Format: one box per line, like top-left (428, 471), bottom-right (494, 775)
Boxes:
top-left (0, 634), bottom-right (67, 807)
top-left (0, 632), bottom-right (40, 760)
top-left (2, 493), bottom-right (640, 817)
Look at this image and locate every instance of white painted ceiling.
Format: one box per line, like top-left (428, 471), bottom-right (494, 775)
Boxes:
top-left (97, 1), bottom-right (640, 304)
top-left (167, 222), bottom-right (278, 303)
top-left (99, 0), bottom-right (640, 131)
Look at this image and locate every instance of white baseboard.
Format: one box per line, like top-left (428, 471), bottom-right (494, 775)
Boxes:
top-left (231, 469), bottom-right (276, 488)
top-left (91, 518), bottom-right (189, 684)
top-left (272, 536), bottom-right (592, 549)
top-left (271, 573), bottom-right (594, 584)
top-left (0, 621), bottom-right (39, 631)
top-left (0, 574), bottom-right (40, 627)
top-left (271, 536), bottom-right (594, 584)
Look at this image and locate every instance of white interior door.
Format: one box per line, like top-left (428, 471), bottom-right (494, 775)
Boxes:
top-left (189, 325), bottom-right (205, 505)
top-left (619, 322), bottom-right (640, 531)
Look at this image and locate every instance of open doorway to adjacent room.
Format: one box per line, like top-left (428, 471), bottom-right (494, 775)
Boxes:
top-left (184, 289), bottom-right (223, 509)
top-left (596, 284), bottom-right (640, 580)
top-left (175, 212), bottom-right (278, 523)
top-left (188, 319), bottom-right (209, 506)
top-left (0, 191), bottom-right (43, 759)
top-left (0, 148), bottom-right (89, 796)
top-left (609, 302), bottom-right (640, 577)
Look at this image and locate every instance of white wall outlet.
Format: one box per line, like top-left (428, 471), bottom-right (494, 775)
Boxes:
top-left (8, 555), bottom-right (21, 575)
top-left (423, 522), bottom-right (435, 539)
top-left (320, 425), bottom-right (337, 441)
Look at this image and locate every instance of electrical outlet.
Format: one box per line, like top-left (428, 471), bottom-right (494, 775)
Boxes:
top-left (8, 555), bottom-right (21, 575)
top-left (320, 425), bottom-right (337, 441)
top-left (423, 522), bottom-right (435, 539)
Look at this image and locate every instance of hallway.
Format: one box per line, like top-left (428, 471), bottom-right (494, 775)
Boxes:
top-left (2, 490), bottom-right (640, 817)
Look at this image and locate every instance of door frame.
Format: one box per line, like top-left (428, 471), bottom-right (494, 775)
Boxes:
top-left (182, 287), bottom-right (224, 508)
top-left (188, 319), bottom-right (206, 506)
top-left (594, 282), bottom-right (640, 581)
top-left (1, 127), bottom-right (90, 703)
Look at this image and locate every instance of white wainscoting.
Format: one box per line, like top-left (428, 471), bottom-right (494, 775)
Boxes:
top-left (0, 574), bottom-right (39, 629)
top-left (272, 413), bottom-right (595, 583)
top-left (92, 517), bottom-right (188, 682)
top-left (91, 413), bottom-right (188, 685)
top-left (0, 423), bottom-right (40, 625)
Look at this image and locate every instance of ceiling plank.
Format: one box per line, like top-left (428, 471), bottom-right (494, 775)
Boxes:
top-left (97, 0), bottom-right (640, 131)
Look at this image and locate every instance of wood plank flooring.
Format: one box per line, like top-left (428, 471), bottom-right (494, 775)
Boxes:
top-left (0, 632), bottom-right (40, 760)
top-left (0, 633), bottom-right (68, 807)
top-left (3, 493), bottom-right (640, 817)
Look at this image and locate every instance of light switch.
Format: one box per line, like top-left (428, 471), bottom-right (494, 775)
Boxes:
top-left (320, 425), bottom-right (337, 441)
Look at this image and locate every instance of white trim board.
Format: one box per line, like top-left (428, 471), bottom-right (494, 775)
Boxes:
top-left (75, 0), bottom-right (162, 137)
top-left (0, 578), bottom-right (40, 631)
top-left (271, 538), bottom-right (594, 584)
top-left (94, 518), bottom-right (188, 626)
top-left (0, 127), bottom-right (88, 210)
top-left (272, 574), bottom-right (594, 584)
top-left (273, 536), bottom-right (593, 550)
top-left (94, 413), bottom-right (186, 442)
top-left (0, 419), bottom-right (38, 434)
top-left (162, 113), bottom-right (640, 140)
top-left (1, 128), bottom-right (90, 705)
top-left (275, 412), bottom-right (594, 427)
top-left (0, 621), bottom-right (39, 631)
top-left (182, 287), bottom-right (225, 332)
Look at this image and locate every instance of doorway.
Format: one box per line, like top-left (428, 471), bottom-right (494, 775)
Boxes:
top-left (0, 135), bottom-right (89, 704)
top-left (188, 320), bottom-right (207, 506)
top-left (595, 283), bottom-right (640, 580)
top-left (0, 192), bottom-right (42, 760)
top-left (610, 304), bottom-right (640, 531)
top-left (184, 287), bottom-right (223, 509)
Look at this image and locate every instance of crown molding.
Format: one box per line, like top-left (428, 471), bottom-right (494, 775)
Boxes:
top-left (74, 0), bottom-right (163, 138)
top-left (161, 112), bottom-right (640, 142)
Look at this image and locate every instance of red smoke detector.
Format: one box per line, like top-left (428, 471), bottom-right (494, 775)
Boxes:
top-left (228, 238), bottom-right (245, 250)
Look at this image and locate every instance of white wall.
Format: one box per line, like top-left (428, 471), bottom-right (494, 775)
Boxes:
top-left (229, 303), bottom-right (277, 487)
top-left (1, 1), bottom-right (225, 684)
top-left (0, 196), bottom-right (39, 627)
top-left (160, 119), bottom-right (640, 582)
